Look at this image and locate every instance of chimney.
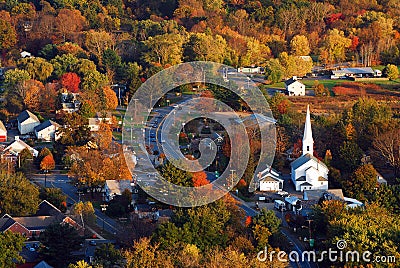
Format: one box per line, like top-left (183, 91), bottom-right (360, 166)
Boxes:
top-left (293, 76), bottom-right (297, 80)
top-left (15, 136), bottom-right (19, 141)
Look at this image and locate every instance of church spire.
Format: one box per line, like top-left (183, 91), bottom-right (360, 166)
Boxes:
top-left (302, 105), bottom-right (313, 156)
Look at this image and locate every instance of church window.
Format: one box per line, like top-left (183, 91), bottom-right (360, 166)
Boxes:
top-left (307, 146), bottom-right (309, 151)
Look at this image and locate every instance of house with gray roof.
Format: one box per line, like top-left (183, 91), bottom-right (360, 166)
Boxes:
top-left (17, 110), bottom-right (40, 135)
top-left (285, 76), bottom-right (305, 96)
top-left (34, 120), bottom-right (61, 141)
top-left (104, 180), bottom-right (133, 201)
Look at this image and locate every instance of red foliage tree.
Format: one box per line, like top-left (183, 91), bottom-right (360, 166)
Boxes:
top-left (61, 72), bottom-right (80, 93)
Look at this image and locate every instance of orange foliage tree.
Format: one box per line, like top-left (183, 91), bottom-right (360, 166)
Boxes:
top-left (40, 154), bottom-right (55, 171)
top-left (192, 171), bottom-right (209, 187)
top-left (103, 86), bottom-right (118, 110)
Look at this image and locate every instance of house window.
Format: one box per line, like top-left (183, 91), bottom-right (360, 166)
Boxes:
top-left (321, 182), bottom-right (323, 185)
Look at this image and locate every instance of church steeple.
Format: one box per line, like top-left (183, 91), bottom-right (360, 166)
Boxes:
top-left (302, 105), bottom-right (313, 156)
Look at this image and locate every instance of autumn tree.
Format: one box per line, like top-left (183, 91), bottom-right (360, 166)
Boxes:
top-left (73, 201), bottom-right (96, 226)
top-left (103, 86), bottom-right (118, 110)
top-left (0, 171), bottom-right (40, 216)
top-left (56, 9), bottom-right (86, 42)
top-left (61, 72), bottom-right (81, 93)
top-left (383, 64), bottom-right (399, 80)
top-left (84, 30), bottom-right (115, 61)
top-left (40, 154), bottom-right (56, 172)
top-left (192, 171), bottom-right (209, 187)
top-left (290, 35), bottom-right (311, 56)
top-left (57, 113), bottom-right (91, 146)
top-left (94, 123), bottom-right (113, 150)
top-left (0, 19), bottom-right (17, 51)
top-left (68, 260), bottom-right (92, 268)
top-left (320, 29), bottom-right (351, 64)
top-left (344, 164), bottom-right (377, 201)
top-left (184, 33), bottom-right (227, 63)
top-left (16, 79), bottom-right (45, 111)
top-left (38, 147), bottom-right (52, 162)
top-left (142, 33), bottom-right (184, 66)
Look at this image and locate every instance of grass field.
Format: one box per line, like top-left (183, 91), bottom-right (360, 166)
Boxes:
top-left (270, 78), bottom-right (400, 91)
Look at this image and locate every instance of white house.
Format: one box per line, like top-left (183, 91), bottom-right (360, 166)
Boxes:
top-left (4, 136), bottom-right (38, 157)
top-left (17, 110), bottom-right (40, 135)
top-left (88, 112), bottom-right (112, 132)
top-left (104, 180), bottom-right (132, 202)
top-left (34, 120), bottom-right (61, 141)
top-left (257, 166), bottom-right (284, 192)
top-left (0, 121), bottom-right (7, 142)
top-left (291, 105), bottom-right (329, 191)
top-left (285, 76), bottom-right (305, 96)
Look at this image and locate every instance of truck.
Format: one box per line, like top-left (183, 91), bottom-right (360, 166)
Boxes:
top-left (274, 200), bottom-right (286, 212)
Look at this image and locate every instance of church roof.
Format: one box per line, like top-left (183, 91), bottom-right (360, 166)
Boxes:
top-left (260, 176), bottom-right (281, 182)
top-left (291, 153), bottom-right (328, 171)
top-left (296, 176), bottom-right (306, 181)
top-left (303, 105), bottom-right (313, 143)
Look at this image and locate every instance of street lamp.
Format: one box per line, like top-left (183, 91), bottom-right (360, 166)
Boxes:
top-left (100, 204), bottom-right (108, 231)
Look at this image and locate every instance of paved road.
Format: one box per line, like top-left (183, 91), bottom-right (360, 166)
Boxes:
top-left (31, 172), bottom-right (121, 235)
top-left (231, 194), bottom-right (317, 268)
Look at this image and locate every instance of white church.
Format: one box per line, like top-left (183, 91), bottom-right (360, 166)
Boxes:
top-left (291, 105), bottom-right (329, 192)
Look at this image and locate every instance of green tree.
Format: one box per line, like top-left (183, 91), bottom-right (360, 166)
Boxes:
top-left (0, 232), bottom-right (26, 267)
top-left (290, 35), bottom-right (311, 56)
top-left (17, 57), bottom-right (54, 82)
top-left (252, 208), bottom-right (281, 250)
top-left (40, 224), bottom-right (84, 267)
top-left (344, 164), bottom-right (377, 201)
top-left (383, 64), bottom-right (399, 80)
top-left (39, 188), bottom-right (67, 212)
top-left (0, 171), bottom-right (39, 216)
top-left (4, 69), bottom-right (30, 90)
top-left (265, 58), bottom-right (284, 83)
top-left (158, 161), bottom-right (193, 187)
top-left (338, 141), bottom-right (363, 173)
top-left (18, 147), bottom-right (33, 172)
top-left (94, 243), bottom-right (123, 267)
